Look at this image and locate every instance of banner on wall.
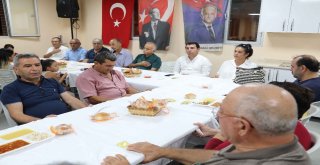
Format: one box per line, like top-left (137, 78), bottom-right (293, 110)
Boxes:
top-left (138, 0), bottom-right (175, 50)
top-left (102, 0), bottom-right (134, 48)
top-left (182, 0), bottom-right (229, 51)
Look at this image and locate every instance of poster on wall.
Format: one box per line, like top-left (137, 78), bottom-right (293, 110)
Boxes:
top-left (138, 0), bottom-right (175, 50)
top-left (182, 0), bottom-right (229, 51)
top-left (102, 0), bottom-right (134, 48)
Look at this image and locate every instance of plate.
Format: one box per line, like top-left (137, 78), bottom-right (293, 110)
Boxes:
top-left (0, 129), bottom-right (54, 156)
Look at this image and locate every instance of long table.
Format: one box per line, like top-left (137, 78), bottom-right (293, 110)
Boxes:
top-left (0, 63), bottom-right (239, 165)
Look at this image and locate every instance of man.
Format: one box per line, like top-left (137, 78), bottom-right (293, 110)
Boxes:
top-left (109, 38), bottom-right (133, 67)
top-left (83, 38), bottom-right (110, 63)
top-left (291, 54), bottom-right (320, 101)
top-left (64, 38), bottom-right (87, 62)
top-left (0, 54), bottom-right (86, 124)
top-left (76, 51), bottom-right (138, 105)
top-left (101, 84), bottom-right (310, 165)
top-left (174, 42), bottom-right (212, 76)
top-left (128, 42), bottom-right (162, 71)
top-left (188, 4), bottom-right (223, 44)
top-left (44, 37), bottom-right (69, 60)
top-left (139, 8), bottom-right (170, 50)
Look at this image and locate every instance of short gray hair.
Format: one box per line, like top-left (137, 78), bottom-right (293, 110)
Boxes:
top-left (13, 54), bottom-right (40, 67)
top-left (145, 42), bottom-right (157, 51)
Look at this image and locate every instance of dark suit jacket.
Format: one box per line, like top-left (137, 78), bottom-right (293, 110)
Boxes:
top-left (188, 23), bottom-right (223, 44)
top-left (139, 21), bottom-right (170, 50)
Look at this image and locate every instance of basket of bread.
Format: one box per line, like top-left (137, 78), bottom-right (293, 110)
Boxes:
top-left (127, 97), bottom-right (167, 116)
top-left (122, 68), bottom-right (142, 78)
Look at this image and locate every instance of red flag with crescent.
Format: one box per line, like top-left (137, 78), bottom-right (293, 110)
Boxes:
top-left (102, 0), bottom-right (134, 48)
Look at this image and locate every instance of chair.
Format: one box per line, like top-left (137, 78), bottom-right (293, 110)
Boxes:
top-left (159, 61), bottom-right (176, 73)
top-left (301, 103), bottom-right (320, 126)
top-left (307, 131), bottom-right (320, 154)
top-left (0, 101), bottom-right (18, 127)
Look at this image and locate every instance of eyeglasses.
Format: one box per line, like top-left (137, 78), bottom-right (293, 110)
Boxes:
top-left (93, 43), bottom-right (101, 45)
top-left (216, 109), bottom-right (254, 128)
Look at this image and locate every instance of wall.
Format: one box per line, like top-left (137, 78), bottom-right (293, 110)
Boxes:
top-left (1, 0), bottom-right (320, 74)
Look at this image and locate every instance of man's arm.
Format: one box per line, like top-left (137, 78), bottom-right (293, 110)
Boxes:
top-left (87, 96), bottom-right (112, 105)
top-left (127, 142), bottom-right (216, 164)
top-left (60, 92), bottom-right (87, 109)
top-left (125, 85), bottom-right (139, 95)
top-left (43, 48), bottom-right (61, 58)
top-left (6, 102), bottom-right (40, 124)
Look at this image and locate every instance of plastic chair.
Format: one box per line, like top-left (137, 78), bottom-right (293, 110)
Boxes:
top-left (301, 103), bottom-right (320, 126)
top-left (0, 69), bottom-right (17, 90)
top-left (0, 101), bottom-right (18, 127)
top-left (159, 61), bottom-right (176, 73)
top-left (307, 131), bottom-right (320, 154)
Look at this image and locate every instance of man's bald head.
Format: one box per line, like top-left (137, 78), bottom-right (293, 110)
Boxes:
top-left (223, 84), bottom-right (298, 136)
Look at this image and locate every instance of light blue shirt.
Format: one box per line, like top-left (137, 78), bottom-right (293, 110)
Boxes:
top-left (64, 47), bottom-right (87, 61)
top-left (113, 48), bottom-right (133, 67)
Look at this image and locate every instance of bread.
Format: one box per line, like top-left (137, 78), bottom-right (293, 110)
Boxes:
top-left (91, 112), bottom-right (110, 121)
top-left (128, 97), bottom-right (167, 116)
top-left (185, 93), bottom-right (196, 99)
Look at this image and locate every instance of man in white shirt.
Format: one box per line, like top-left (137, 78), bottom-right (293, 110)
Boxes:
top-left (174, 42), bottom-right (212, 76)
top-left (44, 37), bottom-right (68, 60)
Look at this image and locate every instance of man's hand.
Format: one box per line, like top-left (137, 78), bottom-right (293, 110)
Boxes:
top-left (139, 61), bottom-right (151, 67)
top-left (51, 49), bottom-right (61, 54)
top-left (127, 142), bottom-right (163, 163)
top-left (194, 122), bottom-right (220, 137)
top-left (101, 154), bottom-right (129, 165)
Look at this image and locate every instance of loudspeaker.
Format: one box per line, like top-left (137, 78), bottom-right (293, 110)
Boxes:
top-left (56, 0), bottom-right (79, 18)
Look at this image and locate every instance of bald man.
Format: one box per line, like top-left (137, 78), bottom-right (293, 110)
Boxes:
top-left (64, 38), bottom-right (87, 62)
top-left (101, 84), bottom-right (310, 165)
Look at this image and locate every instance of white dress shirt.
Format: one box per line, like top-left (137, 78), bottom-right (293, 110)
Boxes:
top-left (174, 54), bottom-right (212, 77)
top-left (46, 45), bottom-right (69, 60)
top-left (217, 59), bottom-right (257, 79)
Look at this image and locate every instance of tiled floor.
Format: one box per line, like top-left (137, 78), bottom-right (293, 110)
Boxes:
top-left (0, 113), bottom-right (319, 164)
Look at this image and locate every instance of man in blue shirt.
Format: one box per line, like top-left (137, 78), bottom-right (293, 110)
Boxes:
top-left (84, 38), bottom-right (110, 63)
top-left (291, 55), bottom-right (320, 102)
top-left (64, 38), bottom-right (87, 62)
top-left (0, 54), bottom-right (86, 124)
top-left (109, 38), bottom-right (133, 67)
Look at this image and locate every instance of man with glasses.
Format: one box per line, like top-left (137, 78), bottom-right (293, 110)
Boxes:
top-left (101, 84), bottom-right (310, 165)
top-left (76, 51), bottom-right (138, 105)
top-left (174, 42), bottom-right (212, 76)
top-left (64, 38), bottom-right (87, 62)
top-left (83, 38), bottom-right (110, 63)
top-left (44, 37), bottom-right (69, 60)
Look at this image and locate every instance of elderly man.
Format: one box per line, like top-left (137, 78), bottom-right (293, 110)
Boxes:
top-left (291, 54), bottom-right (320, 101)
top-left (109, 38), bottom-right (133, 67)
top-left (174, 42), bottom-right (212, 76)
top-left (128, 42), bottom-right (162, 71)
top-left (64, 38), bottom-right (87, 62)
top-left (188, 3), bottom-right (223, 44)
top-left (101, 84), bottom-right (310, 165)
top-left (0, 54), bottom-right (86, 124)
top-left (76, 51), bottom-right (138, 105)
top-left (44, 37), bottom-right (69, 60)
top-left (83, 38), bottom-right (110, 63)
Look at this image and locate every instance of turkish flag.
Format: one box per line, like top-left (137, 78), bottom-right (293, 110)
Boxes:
top-left (102, 0), bottom-right (134, 48)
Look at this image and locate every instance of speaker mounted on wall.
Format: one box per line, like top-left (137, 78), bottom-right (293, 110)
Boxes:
top-left (56, 0), bottom-right (79, 18)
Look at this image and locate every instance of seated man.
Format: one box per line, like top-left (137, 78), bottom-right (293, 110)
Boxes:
top-left (101, 84), bottom-right (310, 165)
top-left (0, 54), bottom-right (86, 124)
top-left (76, 51), bottom-right (138, 105)
top-left (128, 42), bottom-right (161, 71)
top-left (174, 42), bottom-right (212, 76)
top-left (83, 38), bottom-right (110, 63)
top-left (291, 54), bottom-right (320, 101)
top-left (43, 37), bottom-right (69, 60)
top-left (64, 38), bottom-right (87, 62)
top-left (109, 38), bottom-right (133, 67)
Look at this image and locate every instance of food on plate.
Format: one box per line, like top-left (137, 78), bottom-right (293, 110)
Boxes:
top-left (184, 93), bottom-right (196, 99)
top-left (210, 102), bottom-right (222, 107)
top-left (122, 68), bottom-right (142, 78)
top-left (117, 141), bottom-right (129, 148)
top-left (144, 75), bottom-right (151, 78)
top-left (197, 98), bottom-right (215, 105)
top-left (127, 97), bottom-right (167, 116)
top-left (50, 124), bottom-right (73, 135)
top-left (0, 140), bottom-right (30, 154)
top-left (91, 112), bottom-right (117, 122)
top-left (0, 128), bottom-right (34, 140)
top-left (25, 132), bottom-right (52, 142)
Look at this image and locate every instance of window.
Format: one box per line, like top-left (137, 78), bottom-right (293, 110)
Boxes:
top-left (0, 0), bottom-right (8, 36)
top-left (224, 0), bottom-right (262, 44)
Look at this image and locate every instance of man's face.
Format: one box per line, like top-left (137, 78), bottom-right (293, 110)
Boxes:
top-left (70, 40), bottom-right (80, 50)
top-left (51, 38), bottom-right (61, 49)
top-left (93, 41), bottom-right (103, 51)
top-left (291, 58), bottom-right (303, 80)
top-left (143, 43), bottom-right (154, 56)
top-left (202, 6), bottom-right (217, 24)
top-left (185, 44), bottom-right (199, 57)
top-left (109, 40), bottom-right (121, 52)
top-left (150, 8), bottom-right (160, 21)
top-left (14, 57), bottom-right (42, 82)
top-left (94, 59), bottom-right (115, 75)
